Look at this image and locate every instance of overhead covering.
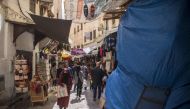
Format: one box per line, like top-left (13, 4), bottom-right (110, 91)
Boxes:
top-left (30, 14), bottom-right (72, 43)
top-left (71, 49), bottom-right (85, 55)
top-left (106, 0), bottom-right (190, 109)
top-left (34, 30), bottom-right (46, 46)
top-left (13, 24), bottom-right (31, 43)
top-left (11, 22), bottom-right (47, 46)
top-left (83, 46), bottom-right (97, 54)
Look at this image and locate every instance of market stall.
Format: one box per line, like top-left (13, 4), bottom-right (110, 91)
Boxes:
top-left (30, 61), bottom-right (49, 105)
top-left (14, 55), bottom-right (29, 93)
top-left (30, 74), bottom-right (48, 105)
top-left (30, 51), bottom-right (50, 105)
top-left (101, 32), bottom-right (117, 73)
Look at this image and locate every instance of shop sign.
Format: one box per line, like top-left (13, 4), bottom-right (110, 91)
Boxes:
top-left (83, 4), bottom-right (88, 18)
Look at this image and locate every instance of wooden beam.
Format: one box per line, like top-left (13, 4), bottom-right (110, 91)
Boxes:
top-left (104, 10), bottom-right (125, 14)
top-left (103, 15), bottom-right (121, 20)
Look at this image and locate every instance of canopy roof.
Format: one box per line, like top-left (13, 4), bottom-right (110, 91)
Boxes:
top-left (30, 14), bottom-right (72, 44)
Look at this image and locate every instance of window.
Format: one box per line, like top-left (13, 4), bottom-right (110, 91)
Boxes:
top-left (74, 28), bottom-right (76, 34)
top-left (93, 30), bottom-right (96, 39)
top-left (81, 23), bottom-right (83, 30)
top-left (77, 26), bottom-right (79, 32)
top-left (112, 14), bottom-right (116, 27)
top-left (30, 0), bottom-right (36, 13)
top-left (106, 20), bottom-right (108, 30)
top-left (57, 13), bottom-right (59, 18)
top-left (90, 32), bottom-right (92, 40)
top-left (81, 44), bottom-right (83, 48)
top-left (40, 6), bottom-right (44, 16)
top-left (84, 36), bottom-right (86, 42)
top-left (112, 17), bottom-right (115, 24)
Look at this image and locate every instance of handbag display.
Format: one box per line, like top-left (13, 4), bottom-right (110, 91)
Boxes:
top-left (57, 84), bottom-right (68, 98)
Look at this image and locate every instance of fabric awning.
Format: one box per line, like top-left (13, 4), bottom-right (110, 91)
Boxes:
top-left (8, 19), bottom-right (47, 47)
top-left (71, 49), bottom-right (86, 55)
top-left (30, 14), bottom-right (72, 44)
top-left (83, 45), bottom-right (97, 54)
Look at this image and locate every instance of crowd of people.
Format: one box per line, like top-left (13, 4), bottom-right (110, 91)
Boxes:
top-left (50, 59), bottom-right (109, 109)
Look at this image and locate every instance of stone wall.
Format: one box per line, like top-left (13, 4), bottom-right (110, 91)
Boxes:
top-left (0, 7), bottom-right (16, 103)
top-left (0, 2), bottom-right (35, 104)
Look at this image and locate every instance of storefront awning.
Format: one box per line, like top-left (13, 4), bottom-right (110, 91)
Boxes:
top-left (30, 14), bottom-right (72, 44)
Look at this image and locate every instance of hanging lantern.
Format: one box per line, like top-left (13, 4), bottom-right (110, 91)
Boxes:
top-left (83, 4), bottom-right (88, 18)
top-left (90, 4), bottom-right (95, 17)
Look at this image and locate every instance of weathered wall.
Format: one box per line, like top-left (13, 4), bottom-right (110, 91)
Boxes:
top-left (0, 1), bottom-right (35, 104)
top-left (0, 7), bottom-right (16, 103)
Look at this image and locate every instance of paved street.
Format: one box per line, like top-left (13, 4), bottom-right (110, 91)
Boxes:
top-left (28, 88), bottom-right (100, 109)
top-left (53, 89), bottom-right (100, 109)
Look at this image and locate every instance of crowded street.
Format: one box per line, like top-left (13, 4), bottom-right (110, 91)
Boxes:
top-left (5, 85), bottom-right (100, 109)
top-left (1, 0), bottom-right (190, 109)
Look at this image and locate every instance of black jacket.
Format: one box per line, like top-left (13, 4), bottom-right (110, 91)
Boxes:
top-left (92, 67), bottom-right (104, 85)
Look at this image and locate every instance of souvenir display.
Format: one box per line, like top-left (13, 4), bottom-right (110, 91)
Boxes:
top-left (30, 74), bottom-right (48, 106)
top-left (14, 55), bottom-right (29, 93)
top-left (30, 60), bottom-right (49, 105)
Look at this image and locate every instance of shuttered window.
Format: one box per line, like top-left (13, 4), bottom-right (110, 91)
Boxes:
top-left (93, 30), bottom-right (96, 39)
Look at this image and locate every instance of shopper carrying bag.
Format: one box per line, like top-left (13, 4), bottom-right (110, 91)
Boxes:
top-left (57, 84), bottom-right (68, 98)
top-left (57, 63), bottom-right (72, 109)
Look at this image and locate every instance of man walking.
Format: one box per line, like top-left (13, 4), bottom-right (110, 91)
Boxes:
top-left (92, 62), bottom-right (104, 101)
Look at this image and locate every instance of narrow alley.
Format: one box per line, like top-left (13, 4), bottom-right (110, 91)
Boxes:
top-left (7, 87), bottom-right (100, 109)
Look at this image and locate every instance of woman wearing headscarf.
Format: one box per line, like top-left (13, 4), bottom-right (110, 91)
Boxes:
top-left (57, 63), bottom-right (72, 109)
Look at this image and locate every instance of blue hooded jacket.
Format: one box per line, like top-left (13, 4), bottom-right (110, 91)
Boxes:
top-left (106, 0), bottom-right (190, 109)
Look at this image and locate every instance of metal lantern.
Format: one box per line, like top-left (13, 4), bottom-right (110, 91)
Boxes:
top-left (83, 4), bottom-right (88, 18)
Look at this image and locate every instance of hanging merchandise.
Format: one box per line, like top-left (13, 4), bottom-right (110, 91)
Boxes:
top-left (90, 4), bottom-right (95, 17)
top-left (14, 55), bottom-right (29, 93)
top-left (30, 60), bottom-right (49, 105)
top-left (83, 4), bottom-right (88, 18)
top-left (30, 74), bottom-right (48, 105)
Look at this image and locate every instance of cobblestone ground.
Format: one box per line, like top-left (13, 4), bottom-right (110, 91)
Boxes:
top-left (28, 88), bottom-right (100, 109)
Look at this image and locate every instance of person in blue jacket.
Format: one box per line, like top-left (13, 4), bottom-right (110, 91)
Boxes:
top-left (106, 0), bottom-right (190, 109)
